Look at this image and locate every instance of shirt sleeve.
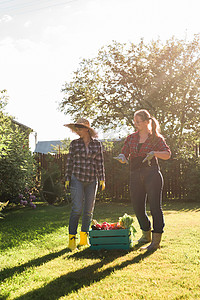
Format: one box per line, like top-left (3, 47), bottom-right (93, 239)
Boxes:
top-left (155, 136), bottom-right (171, 154)
top-left (65, 141), bottom-right (74, 181)
top-left (121, 136), bottom-right (130, 159)
top-left (95, 141), bottom-right (105, 181)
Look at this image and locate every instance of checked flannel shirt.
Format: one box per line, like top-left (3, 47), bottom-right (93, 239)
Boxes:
top-left (65, 138), bottom-right (105, 183)
top-left (121, 131), bottom-right (171, 169)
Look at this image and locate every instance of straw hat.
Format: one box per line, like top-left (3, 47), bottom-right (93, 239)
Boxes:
top-left (64, 118), bottom-right (98, 138)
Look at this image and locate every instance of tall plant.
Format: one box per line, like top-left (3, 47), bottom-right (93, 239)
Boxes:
top-left (0, 90), bottom-right (36, 202)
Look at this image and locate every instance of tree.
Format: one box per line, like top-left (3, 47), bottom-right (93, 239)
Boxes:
top-left (0, 90), bottom-right (36, 202)
top-left (52, 138), bottom-right (71, 154)
top-left (60, 35), bottom-right (200, 157)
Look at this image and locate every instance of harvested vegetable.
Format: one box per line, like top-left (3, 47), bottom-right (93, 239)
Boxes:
top-left (91, 213), bottom-right (136, 232)
top-left (119, 213), bottom-right (136, 231)
top-left (91, 220), bottom-right (123, 230)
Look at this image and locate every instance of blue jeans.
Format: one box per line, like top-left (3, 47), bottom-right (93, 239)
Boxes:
top-left (130, 165), bottom-right (164, 233)
top-left (69, 174), bottom-right (98, 235)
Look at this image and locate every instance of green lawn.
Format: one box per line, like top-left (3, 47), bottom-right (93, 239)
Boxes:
top-left (0, 201), bottom-right (200, 300)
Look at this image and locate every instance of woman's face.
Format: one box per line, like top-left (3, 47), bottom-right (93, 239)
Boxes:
top-left (75, 127), bottom-right (89, 138)
top-left (134, 115), bottom-right (148, 131)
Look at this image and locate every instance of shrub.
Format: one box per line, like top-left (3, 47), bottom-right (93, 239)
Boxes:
top-left (183, 158), bottom-right (200, 201)
top-left (0, 200), bottom-right (9, 218)
top-left (0, 91), bottom-right (36, 203)
top-left (39, 154), bottom-right (66, 204)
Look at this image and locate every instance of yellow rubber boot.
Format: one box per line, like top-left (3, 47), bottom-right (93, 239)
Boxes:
top-left (79, 231), bottom-right (90, 246)
top-left (68, 234), bottom-right (77, 251)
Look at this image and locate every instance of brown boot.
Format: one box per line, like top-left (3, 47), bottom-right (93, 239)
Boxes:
top-left (138, 230), bottom-right (151, 243)
top-left (140, 233), bottom-right (162, 252)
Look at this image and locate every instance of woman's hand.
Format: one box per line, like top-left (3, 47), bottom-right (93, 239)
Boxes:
top-left (143, 151), bottom-right (171, 165)
top-left (113, 154), bottom-right (128, 164)
top-left (100, 180), bottom-right (105, 191)
top-left (142, 151), bottom-right (155, 165)
top-left (65, 181), bottom-right (70, 190)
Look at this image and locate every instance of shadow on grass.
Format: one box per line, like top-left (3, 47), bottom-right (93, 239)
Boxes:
top-left (14, 247), bottom-right (152, 300)
top-left (162, 201), bottom-right (200, 213)
top-left (0, 243), bottom-right (141, 282)
top-left (0, 248), bottom-right (70, 282)
top-left (1, 205), bottom-right (70, 251)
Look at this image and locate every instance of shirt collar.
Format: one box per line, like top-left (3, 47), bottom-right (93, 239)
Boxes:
top-left (135, 131), bottom-right (152, 141)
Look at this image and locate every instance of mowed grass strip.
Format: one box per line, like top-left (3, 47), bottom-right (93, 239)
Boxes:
top-left (0, 202), bottom-right (200, 299)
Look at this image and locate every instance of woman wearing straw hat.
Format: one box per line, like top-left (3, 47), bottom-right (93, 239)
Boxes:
top-left (64, 118), bottom-right (105, 251)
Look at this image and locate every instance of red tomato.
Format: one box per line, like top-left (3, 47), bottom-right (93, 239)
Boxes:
top-left (96, 224), bottom-right (102, 229)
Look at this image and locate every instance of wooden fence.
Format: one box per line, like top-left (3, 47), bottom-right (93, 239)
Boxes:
top-left (34, 152), bottom-right (189, 202)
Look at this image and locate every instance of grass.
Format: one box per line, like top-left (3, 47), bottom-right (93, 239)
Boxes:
top-left (0, 201), bottom-right (200, 300)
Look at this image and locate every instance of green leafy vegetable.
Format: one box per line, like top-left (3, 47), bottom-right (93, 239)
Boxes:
top-left (119, 213), bottom-right (136, 232)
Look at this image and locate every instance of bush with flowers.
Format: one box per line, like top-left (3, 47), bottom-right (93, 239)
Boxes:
top-left (18, 188), bottom-right (37, 209)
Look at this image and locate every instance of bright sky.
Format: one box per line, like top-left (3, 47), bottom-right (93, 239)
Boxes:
top-left (0, 0), bottom-right (199, 151)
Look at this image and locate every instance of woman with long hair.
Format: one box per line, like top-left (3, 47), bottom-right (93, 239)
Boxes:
top-left (118, 109), bottom-right (171, 251)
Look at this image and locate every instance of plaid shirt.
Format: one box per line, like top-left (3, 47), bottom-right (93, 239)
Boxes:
top-left (122, 131), bottom-right (171, 165)
top-left (65, 138), bottom-right (105, 182)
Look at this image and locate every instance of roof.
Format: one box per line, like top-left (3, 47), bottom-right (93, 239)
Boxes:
top-left (12, 119), bottom-right (33, 131)
top-left (34, 140), bottom-right (63, 154)
top-left (34, 138), bottom-right (122, 154)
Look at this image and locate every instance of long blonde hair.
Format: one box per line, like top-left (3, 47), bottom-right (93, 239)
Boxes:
top-left (134, 109), bottom-right (161, 139)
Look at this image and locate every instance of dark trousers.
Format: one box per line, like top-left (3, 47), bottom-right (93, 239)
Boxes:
top-left (130, 165), bottom-right (164, 233)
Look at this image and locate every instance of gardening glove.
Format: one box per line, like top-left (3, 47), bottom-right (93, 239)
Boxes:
top-left (113, 153), bottom-right (128, 164)
top-left (100, 180), bottom-right (105, 191)
top-left (142, 151), bottom-right (155, 166)
top-left (65, 181), bottom-right (70, 190)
